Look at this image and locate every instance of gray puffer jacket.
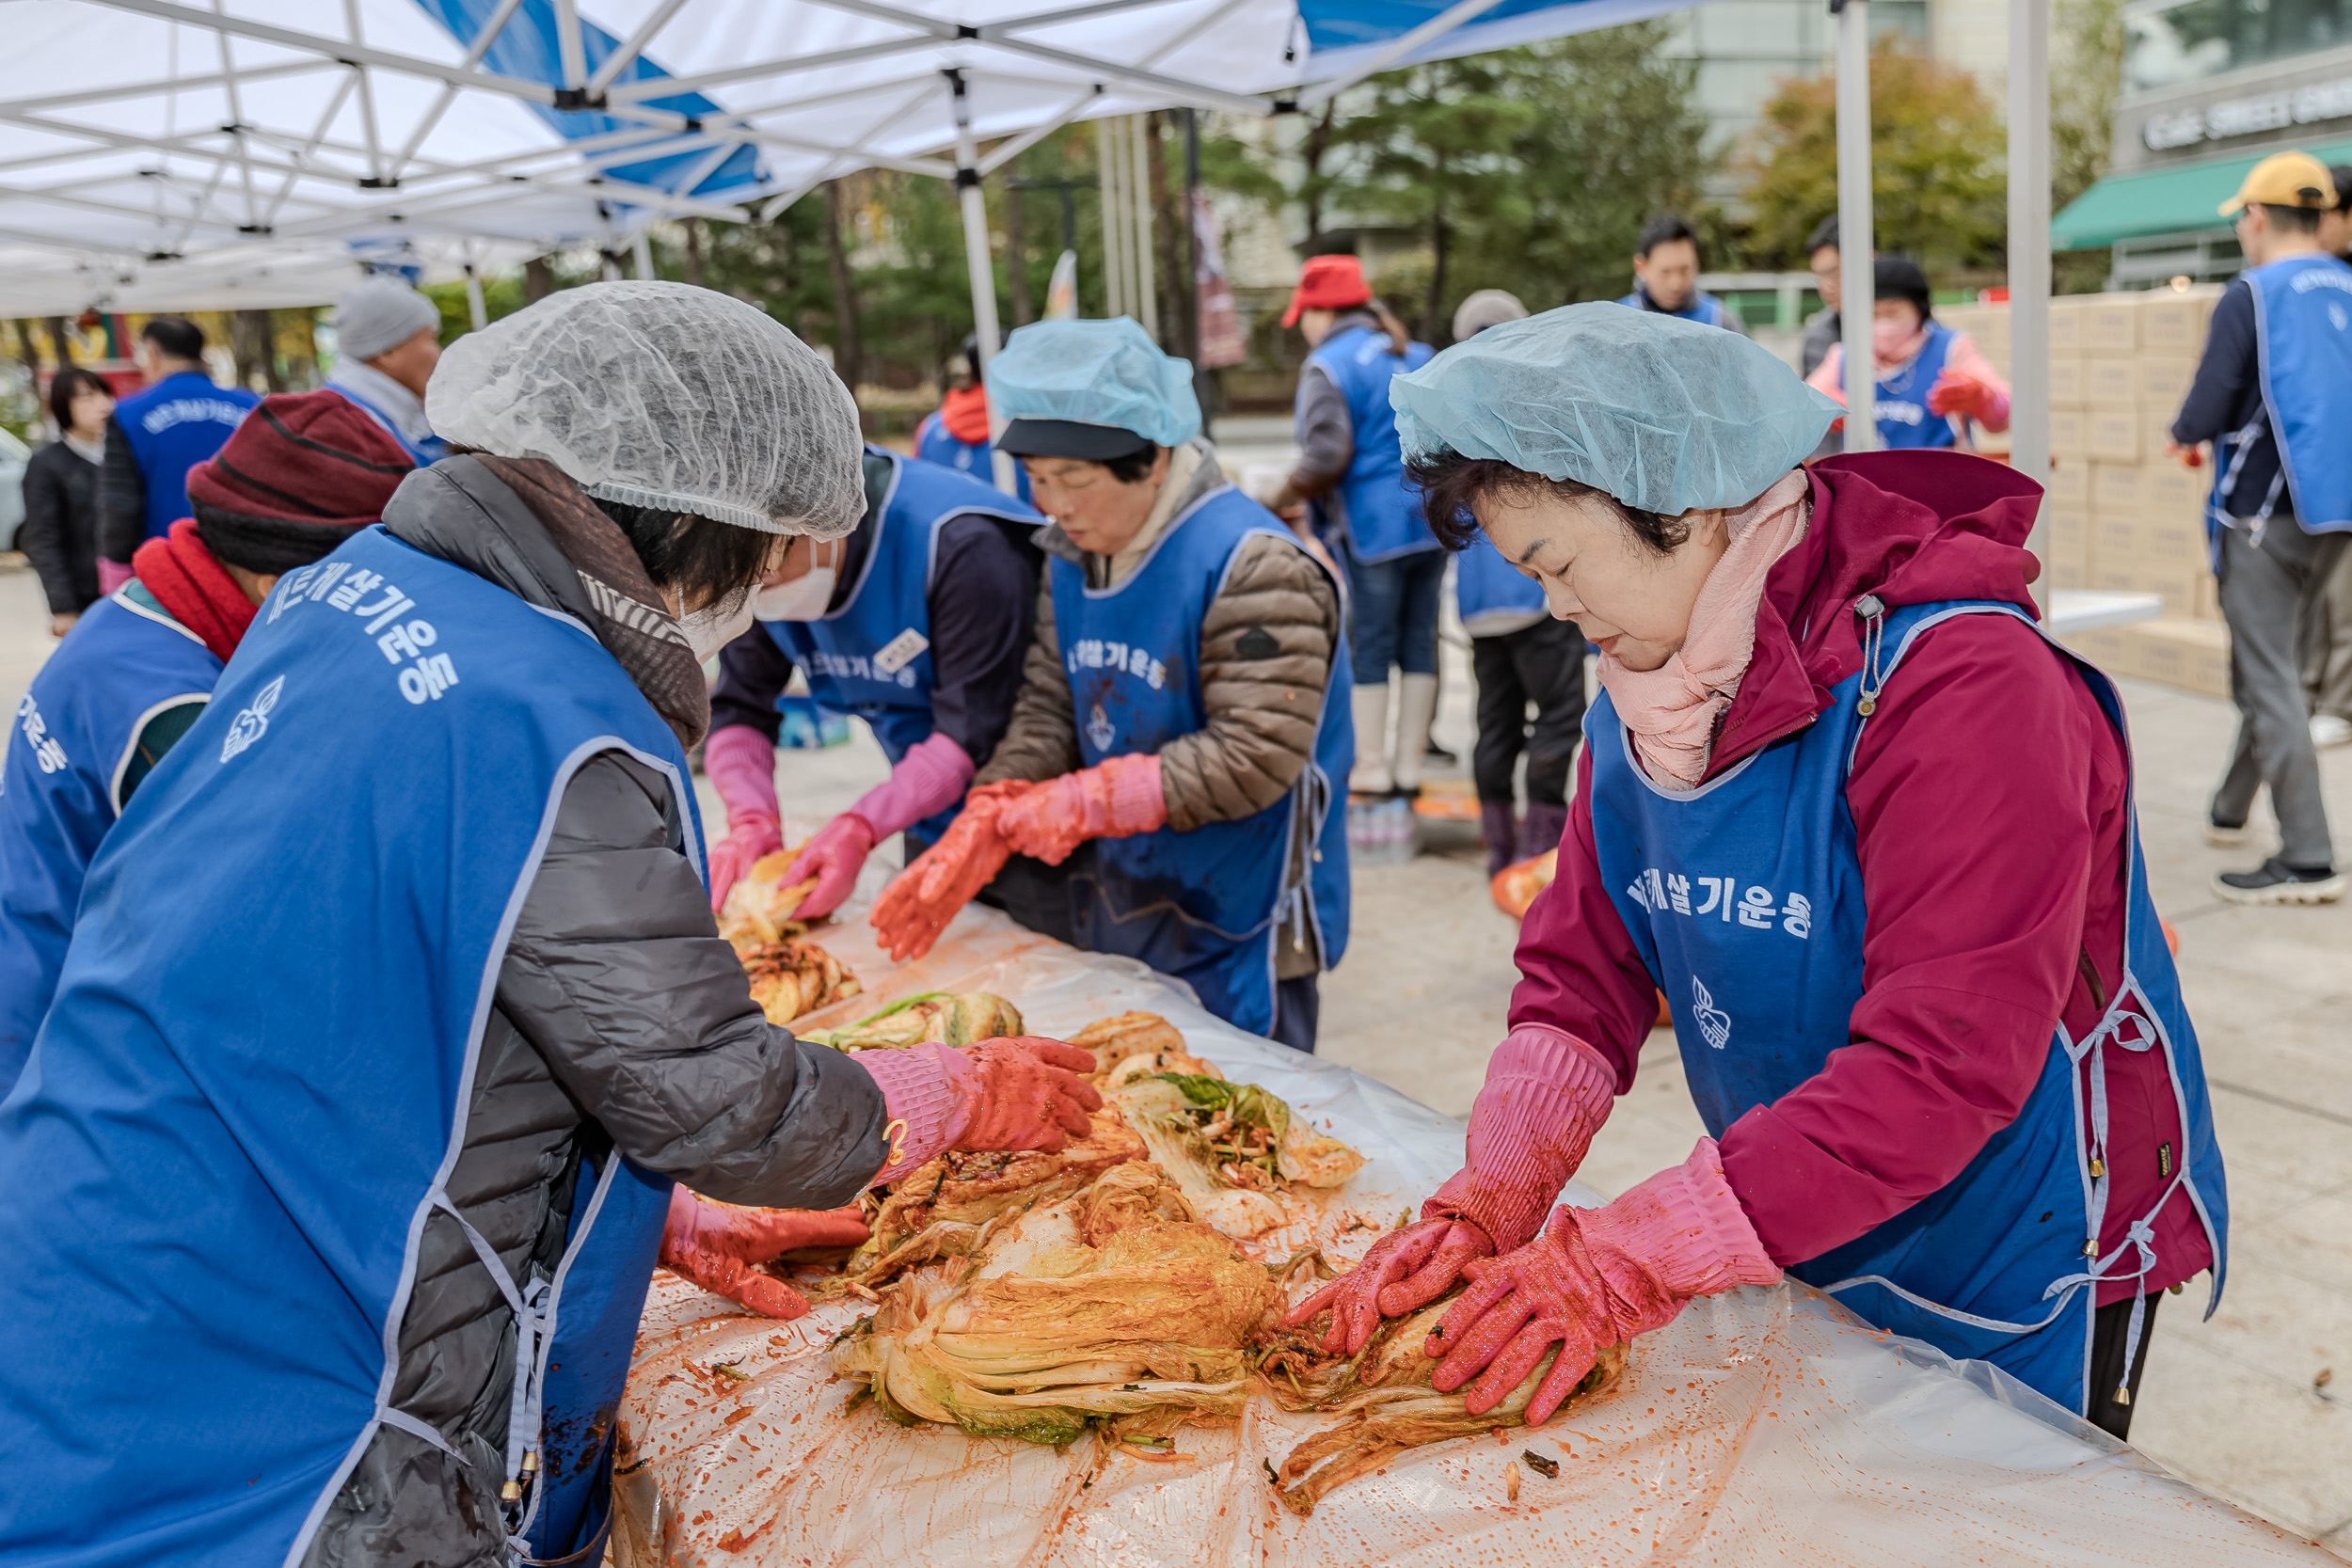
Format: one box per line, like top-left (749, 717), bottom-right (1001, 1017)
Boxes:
top-left (300, 460), bottom-right (889, 1567)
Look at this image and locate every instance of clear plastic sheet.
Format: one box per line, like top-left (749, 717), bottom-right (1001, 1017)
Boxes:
top-left (613, 902), bottom-right (2329, 1567)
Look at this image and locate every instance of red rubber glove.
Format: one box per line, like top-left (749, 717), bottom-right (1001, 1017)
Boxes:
top-left (869, 780), bottom-right (1032, 961)
top-left (658, 1187), bottom-right (870, 1320)
top-left (857, 1036), bottom-right (1106, 1182)
top-left (1426, 1137), bottom-right (1781, 1424)
top-left (1284, 1026), bottom-right (1615, 1354)
top-left (993, 753), bottom-right (1168, 866)
top-left (778, 812), bottom-right (878, 920)
top-left (1926, 367), bottom-right (1994, 421)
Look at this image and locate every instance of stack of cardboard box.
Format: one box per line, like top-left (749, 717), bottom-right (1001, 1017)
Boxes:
top-left (1940, 287), bottom-right (2232, 698)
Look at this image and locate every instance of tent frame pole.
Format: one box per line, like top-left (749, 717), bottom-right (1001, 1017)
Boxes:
top-left (2008, 0), bottom-right (2054, 611)
top-left (950, 69), bottom-right (1016, 494)
top-left (1131, 112), bottom-right (1158, 340)
top-left (1835, 0), bottom-right (1875, 452)
top-left (1099, 116), bottom-right (1126, 318)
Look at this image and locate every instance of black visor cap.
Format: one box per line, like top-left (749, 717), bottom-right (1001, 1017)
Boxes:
top-left (995, 417), bottom-right (1155, 462)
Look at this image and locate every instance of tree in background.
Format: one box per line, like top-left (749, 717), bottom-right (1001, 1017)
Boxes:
top-left (2053, 0), bottom-right (2125, 292)
top-left (1738, 40), bottom-right (2008, 273)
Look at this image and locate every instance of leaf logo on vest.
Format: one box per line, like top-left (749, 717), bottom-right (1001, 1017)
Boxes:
top-left (1691, 977), bottom-right (1733, 1051)
top-left (219, 675), bottom-right (284, 763)
top-left (1086, 702), bottom-right (1116, 753)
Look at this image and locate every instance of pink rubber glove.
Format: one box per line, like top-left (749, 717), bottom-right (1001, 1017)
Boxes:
top-left (869, 780), bottom-right (1032, 962)
top-left (854, 1036), bottom-right (1105, 1183)
top-left (1426, 1137), bottom-right (1781, 1424)
top-left (658, 1187), bottom-right (870, 1320)
top-left (993, 752), bottom-right (1168, 865)
top-left (703, 724), bottom-right (783, 911)
top-left (98, 559), bottom-right (135, 595)
top-left (780, 734), bottom-right (977, 919)
top-left (1285, 1025), bottom-right (1615, 1354)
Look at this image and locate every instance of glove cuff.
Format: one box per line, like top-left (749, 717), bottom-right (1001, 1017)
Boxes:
top-left (1587, 1136), bottom-right (1780, 1307)
top-left (852, 731), bottom-right (977, 840)
top-left (1093, 752), bottom-right (1168, 838)
top-left (857, 1043), bottom-right (975, 1183)
top-left (704, 724), bottom-right (781, 828)
top-left (1422, 1024), bottom-right (1616, 1253)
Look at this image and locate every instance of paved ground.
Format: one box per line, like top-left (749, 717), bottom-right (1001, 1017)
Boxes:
top-left (7, 550), bottom-right (2348, 1551)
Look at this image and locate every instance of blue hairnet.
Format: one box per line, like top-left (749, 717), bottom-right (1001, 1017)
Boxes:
top-left (988, 318), bottom-right (1201, 448)
top-left (1389, 303), bottom-right (1843, 516)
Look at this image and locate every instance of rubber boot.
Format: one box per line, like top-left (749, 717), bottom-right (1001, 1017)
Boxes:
top-left (1391, 672), bottom-right (1439, 796)
top-left (1349, 682), bottom-right (1392, 796)
top-left (1519, 800), bottom-right (1569, 862)
top-left (1481, 800), bottom-right (1520, 878)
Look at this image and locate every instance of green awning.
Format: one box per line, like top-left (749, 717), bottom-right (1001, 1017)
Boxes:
top-left (2052, 135), bottom-right (2352, 251)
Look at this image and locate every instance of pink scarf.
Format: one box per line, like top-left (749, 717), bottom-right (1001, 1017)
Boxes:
top-left (1595, 471), bottom-right (1812, 790)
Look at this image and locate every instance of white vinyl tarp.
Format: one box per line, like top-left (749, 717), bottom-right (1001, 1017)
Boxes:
top-left (611, 901), bottom-right (2331, 1567)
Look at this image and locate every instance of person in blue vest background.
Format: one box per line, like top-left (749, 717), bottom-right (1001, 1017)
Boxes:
top-left (325, 276), bottom-right (453, 466)
top-left (0, 389), bottom-right (414, 1090)
top-left (1447, 289), bottom-right (1589, 876)
top-left (96, 314), bottom-right (260, 593)
top-left (914, 332), bottom-right (1033, 501)
top-left (1273, 253), bottom-right (1439, 799)
top-left (1618, 214), bottom-right (1745, 332)
top-left (1290, 304), bottom-right (2226, 1440)
top-left (1805, 256), bottom-right (2011, 452)
top-left (701, 445), bottom-right (1043, 919)
top-left (2169, 150), bottom-right (2352, 905)
top-left (0, 282), bottom-right (1106, 1568)
top-left (872, 318), bottom-right (1352, 1053)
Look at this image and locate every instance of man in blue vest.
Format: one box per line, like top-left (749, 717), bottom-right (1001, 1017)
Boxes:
top-left (0, 390), bottom-right (414, 1089)
top-left (2171, 150), bottom-right (2351, 906)
top-left (96, 315), bottom-right (260, 587)
top-left (872, 318), bottom-right (1352, 1053)
top-left (1274, 253), bottom-right (1439, 798)
top-left (914, 332), bottom-right (1033, 501)
top-left (701, 446), bottom-right (1042, 916)
top-left (1618, 214), bottom-right (1745, 333)
top-left (325, 277), bottom-right (452, 466)
top-left (0, 282), bottom-right (1104, 1568)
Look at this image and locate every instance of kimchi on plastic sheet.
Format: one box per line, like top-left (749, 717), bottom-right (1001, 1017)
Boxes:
top-left (612, 904), bottom-right (2328, 1568)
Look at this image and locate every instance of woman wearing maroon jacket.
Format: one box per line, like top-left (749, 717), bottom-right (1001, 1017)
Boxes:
top-left (1289, 305), bottom-right (2227, 1439)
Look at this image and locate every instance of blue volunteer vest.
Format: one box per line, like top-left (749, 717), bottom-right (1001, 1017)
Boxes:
top-left (1836, 322), bottom-right (1959, 451)
top-left (1453, 532), bottom-right (1549, 630)
top-left (0, 588), bottom-right (220, 1089)
top-left (1052, 486), bottom-right (1352, 1036)
top-left (113, 371), bottom-right (261, 541)
top-left (1587, 598), bottom-right (2227, 1415)
top-left (2215, 255), bottom-right (2352, 534)
top-left (1304, 324), bottom-right (1438, 563)
top-left (1618, 289), bottom-right (1735, 328)
top-left (766, 451), bottom-right (1041, 843)
top-left (915, 410), bottom-right (1033, 502)
top-left (0, 526), bottom-right (687, 1565)
top-left (330, 383), bottom-right (452, 467)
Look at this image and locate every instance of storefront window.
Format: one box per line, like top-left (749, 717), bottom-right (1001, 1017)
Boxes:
top-left (2125, 0), bottom-right (2348, 92)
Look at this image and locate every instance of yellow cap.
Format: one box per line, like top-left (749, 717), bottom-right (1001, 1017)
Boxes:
top-left (2219, 150), bottom-right (2339, 216)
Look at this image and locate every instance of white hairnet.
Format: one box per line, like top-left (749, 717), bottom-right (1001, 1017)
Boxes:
top-left (1391, 302), bottom-right (1843, 517)
top-left (987, 318), bottom-right (1201, 448)
top-left (426, 280), bottom-right (864, 537)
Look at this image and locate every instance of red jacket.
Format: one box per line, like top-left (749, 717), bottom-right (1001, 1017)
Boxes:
top-left (1514, 451), bottom-right (2208, 1303)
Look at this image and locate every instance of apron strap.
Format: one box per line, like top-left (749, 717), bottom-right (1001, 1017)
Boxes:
top-left (432, 1191), bottom-right (553, 1520)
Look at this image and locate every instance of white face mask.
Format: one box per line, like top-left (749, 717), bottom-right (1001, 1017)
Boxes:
top-left (676, 591), bottom-right (757, 663)
top-left (753, 564), bottom-right (836, 622)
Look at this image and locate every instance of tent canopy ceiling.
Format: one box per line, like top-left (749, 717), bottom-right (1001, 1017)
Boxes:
top-left (2052, 134), bottom-right (2352, 251)
top-left (1, 0), bottom-right (1688, 313)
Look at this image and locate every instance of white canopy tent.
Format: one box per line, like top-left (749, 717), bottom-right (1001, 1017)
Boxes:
top-left (1, 0), bottom-right (2056, 563)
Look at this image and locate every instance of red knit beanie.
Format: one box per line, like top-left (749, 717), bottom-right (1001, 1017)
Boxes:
top-left (1281, 254), bottom-right (1374, 328)
top-left (186, 389), bottom-right (415, 574)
